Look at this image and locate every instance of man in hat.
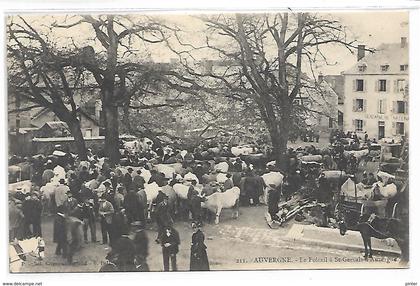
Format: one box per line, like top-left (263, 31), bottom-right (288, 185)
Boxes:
top-left (55, 178), bottom-right (70, 208)
top-left (22, 192), bottom-right (43, 237)
top-left (131, 221), bottom-right (149, 271)
top-left (98, 194), bottom-right (115, 245)
top-left (155, 192), bottom-right (172, 243)
top-left (53, 206), bottom-right (68, 257)
top-left (132, 170), bottom-right (145, 190)
top-left (318, 173), bottom-right (331, 203)
top-left (80, 197), bottom-right (97, 243)
top-left (124, 189), bottom-right (144, 224)
top-left (160, 225), bottom-right (180, 271)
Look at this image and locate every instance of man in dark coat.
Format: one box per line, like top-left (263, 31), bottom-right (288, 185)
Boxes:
top-left (318, 173), bottom-right (332, 203)
top-left (155, 194), bottom-right (172, 243)
top-left (80, 199), bottom-right (97, 243)
top-left (267, 184), bottom-right (281, 222)
top-left (190, 223), bottom-right (209, 271)
top-left (123, 168), bottom-right (134, 190)
top-left (53, 206), bottom-right (68, 257)
top-left (132, 170), bottom-right (145, 190)
top-left (160, 226), bottom-right (180, 271)
top-left (22, 192), bottom-right (43, 237)
top-left (124, 189), bottom-right (144, 224)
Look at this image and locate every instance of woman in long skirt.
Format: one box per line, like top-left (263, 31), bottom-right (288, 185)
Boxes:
top-left (190, 223), bottom-right (209, 271)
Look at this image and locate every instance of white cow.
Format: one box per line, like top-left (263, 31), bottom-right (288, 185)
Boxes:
top-left (184, 172), bottom-right (199, 184)
top-left (9, 180), bottom-right (32, 194)
top-left (214, 162), bottom-right (229, 173)
top-left (372, 182), bottom-right (398, 198)
top-left (202, 186), bottom-right (240, 224)
top-left (231, 146), bottom-right (254, 157)
top-left (261, 172), bottom-right (284, 204)
top-left (216, 173), bottom-right (228, 184)
top-left (173, 183), bottom-right (202, 200)
top-left (343, 149), bottom-right (369, 160)
top-left (52, 165), bottom-right (66, 183)
top-left (154, 164), bottom-right (176, 179)
top-left (144, 182), bottom-right (160, 204)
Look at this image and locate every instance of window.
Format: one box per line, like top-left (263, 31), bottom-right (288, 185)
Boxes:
top-left (358, 64), bottom-right (367, 72)
top-left (400, 64), bottom-right (408, 72)
top-left (85, 129), bottom-right (92, 138)
top-left (380, 65), bottom-right (389, 72)
top-left (356, 79), bottom-right (364, 91)
top-left (328, 117), bottom-right (334, 128)
top-left (355, 119), bottom-right (364, 132)
top-left (354, 99), bottom-right (365, 112)
top-left (379, 80), bottom-right (387, 92)
top-left (378, 99), bottom-right (386, 114)
top-left (396, 79), bottom-right (406, 93)
top-left (396, 101), bottom-right (406, 114)
top-left (396, 122), bottom-right (405, 135)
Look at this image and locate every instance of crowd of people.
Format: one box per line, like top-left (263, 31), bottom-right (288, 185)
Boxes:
top-left (8, 130), bottom-right (406, 271)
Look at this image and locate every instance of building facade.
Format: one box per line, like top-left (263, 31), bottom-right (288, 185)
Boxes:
top-left (343, 38), bottom-right (409, 141)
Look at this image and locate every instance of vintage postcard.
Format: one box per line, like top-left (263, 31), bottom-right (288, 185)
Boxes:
top-left (6, 10), bottom-right (409, 273)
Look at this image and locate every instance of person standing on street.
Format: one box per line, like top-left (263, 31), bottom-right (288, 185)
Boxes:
top-left (22, 192), bottom-right (43, 237)
top-left (55, 178), bottom-right (69, 209)
top-left (160, 226), bottom-right (180, 271)
top-left (190, 222), bottom-right (210, 271)
top-left (98, 195), bottom-right (115, 245)
top-left (80, 198), bottom-right (97, 243)
top-left (53, 206), bottom-right (68, 258)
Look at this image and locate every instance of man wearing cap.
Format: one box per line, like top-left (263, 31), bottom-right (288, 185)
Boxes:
top-left (55, 179), bottom-right (70, 208)
top-left (98, 195), bottom-right (115, 245)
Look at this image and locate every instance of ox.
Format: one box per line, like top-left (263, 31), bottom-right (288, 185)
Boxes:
top-left (231, 146), bottom-right (254, 157)
top-left (202, 186), bottom-right (240, 224)
top-left (9, 180), bottom-right (32, 194)
top-left (261, 172), bottom-right (284, 204)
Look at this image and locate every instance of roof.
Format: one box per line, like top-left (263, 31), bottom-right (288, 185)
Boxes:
top-left (343, 43), bottom-right (408, 75)
top-left (43, 121), bottom-right (69, 130)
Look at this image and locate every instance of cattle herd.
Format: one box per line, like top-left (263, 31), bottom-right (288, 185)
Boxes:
top-left (8, 133), bottom-right (409, 269)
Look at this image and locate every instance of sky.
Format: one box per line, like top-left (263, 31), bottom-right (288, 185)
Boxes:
top-left (147, 11), bottom-right (410, 75)
top-left (9, 11), bottom-right (409, 76)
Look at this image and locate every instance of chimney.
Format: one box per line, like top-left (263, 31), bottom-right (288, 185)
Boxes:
top-left (401, 37), bottom-right (407, 48)
top-left (318, 72), bottom-right (324, 83)
top-left (357, 45), bottom-right (366, 61)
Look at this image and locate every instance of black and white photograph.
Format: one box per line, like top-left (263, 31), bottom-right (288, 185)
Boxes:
top-left (5, 9), bottom-right (412, 274)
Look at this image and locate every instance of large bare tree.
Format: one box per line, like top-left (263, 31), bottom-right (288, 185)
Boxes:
top-left (170, 13), bottom-right (367, 169)
top-left (7, 16), bottom-right (89, 159)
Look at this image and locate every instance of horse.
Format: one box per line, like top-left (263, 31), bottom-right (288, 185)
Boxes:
top-left (337, 206), bottom-right (408, 262)
top-left (9, 237), bottom-right (45, 273)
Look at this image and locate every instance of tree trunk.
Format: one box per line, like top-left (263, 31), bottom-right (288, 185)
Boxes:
top-left (67, 119), bottom-right (88, 160)
top-left (103, 103), bottom-right (120, 165)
